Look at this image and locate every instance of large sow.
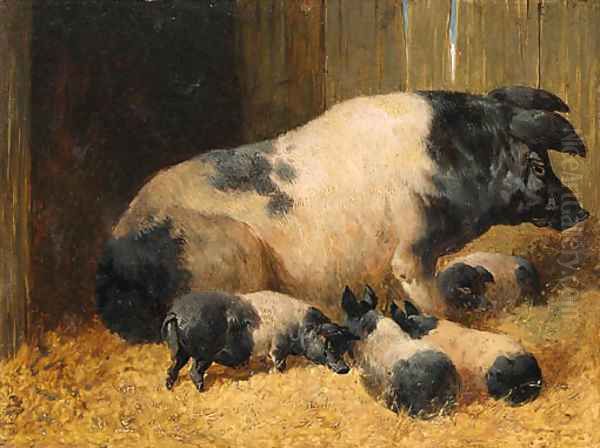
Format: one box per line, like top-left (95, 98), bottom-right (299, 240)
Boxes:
top-left (96, 87), bottom-right (588, 342)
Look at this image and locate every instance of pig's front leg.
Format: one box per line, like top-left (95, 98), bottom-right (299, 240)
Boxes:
top-left (269, 335), bottom-right (290, 373)
top-left (189, 358), bottom-right (212, 392)
top-left (390, 244), bottom-right (447, 317)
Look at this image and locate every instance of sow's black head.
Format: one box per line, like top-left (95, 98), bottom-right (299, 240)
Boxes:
top-left (340, 285), bottom-right (380, 338)
top-left (421, 86), bottom-right (589, 236)
top-left (436, 263), bottom-right (495, 311)
top-left (300, 307), bottom-right (358, 374)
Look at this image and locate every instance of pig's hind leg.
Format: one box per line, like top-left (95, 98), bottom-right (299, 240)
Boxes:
top-left (189, 358), bottom-right (212, 392)
top-left (164, 319), bottom-right (190, 390)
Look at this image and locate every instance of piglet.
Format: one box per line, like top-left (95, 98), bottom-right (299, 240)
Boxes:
top-left (438, 252), bottom-right (542, 313)
top-left (162, 290), bottom-right (358, 391)
top-left (341, 286), bottom-right (460, 418)
top-left (391, 300), bottom-right (543, 405)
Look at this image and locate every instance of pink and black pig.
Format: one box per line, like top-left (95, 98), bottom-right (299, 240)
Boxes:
top-left (390, 300), bottom-right (543, 405)
top-left (162, 290), bottom-right (357, 391)
top-left (341, 286), bottom-right (460, 418)
top-left (438, 252), bottom-right (542, 313)
top-left (96, 86), bottom-right (588, 343)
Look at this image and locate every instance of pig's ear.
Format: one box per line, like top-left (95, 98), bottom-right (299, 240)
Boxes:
top-left (317, 323), bottom-right (340, 338)
top-left (318, 324), bottom-right (360, 342)
top-left (339, 326), bottom-right (361, 341)
top-left (474, 265), bottom-right (495, 284)
top-left (361, 285), bottom-right (378, 310)
top-left (342, 286), bottom-right (361, 317)
top-left (390, 302), bottom-right (411, 332)
top-left (389, 302), bottom-right (404, 322)
top-left (304, 307), bottom-right (328, 331)
top-left (226, 309), bottom-right (242, 332)
top-left (509, 110), bottom-right (586, 157)
top-left (404, 300), bottom-right (421, 317)
top-left (488, 86), bottom-right (570, 113)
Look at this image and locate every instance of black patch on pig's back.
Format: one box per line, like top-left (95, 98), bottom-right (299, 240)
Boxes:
top-left (203, 140), bottom-right (294, 217)
top-left (267, 191), bottom-right (294, 216)
top-left (274, 160), bottom-right (297, 183)
top-left (204, 141), bottom-right (276, 194)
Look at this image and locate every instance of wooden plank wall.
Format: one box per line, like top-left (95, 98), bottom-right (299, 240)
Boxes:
top-left (235, 0), bottom-right (325, 142)
top-left (236, 0), bottom-right (600, 214)
top-left (0, 0), bottom-right (32, 358)
top-left (539, 0), bottom-right (600, 214)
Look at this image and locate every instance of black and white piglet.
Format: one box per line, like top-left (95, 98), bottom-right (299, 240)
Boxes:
top-left (438, 252), bottom-right (542, 312)
top-left (341, 286), bottom-right (460, 418)
top-left (391, 300), bottom-right (543, 405)
top-left (162, 291), bottom-right (358, 391)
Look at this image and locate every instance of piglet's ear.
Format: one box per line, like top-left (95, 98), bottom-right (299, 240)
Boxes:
top-left (342, 286), bottom-right (361, 317)
top-left (389, 302), bottom-right (403, 321)
top-left (404, 300), bottom-right (421, 317)
top-left (317, 323), bottom-right (340, 338)
top-left (226, 309), bottom-right (242, 332)
top-left (339, 326), bottom-right (361, 341)
top-left (362, 285), bottom-right (378, 310)
top-left (390, 302), bottom-right (410, 331)
top-left (475, 266), bottom-right (495, 284)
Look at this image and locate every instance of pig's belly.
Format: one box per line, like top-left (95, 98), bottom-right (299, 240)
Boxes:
top-left (259, 219), bottom-right (398, 314)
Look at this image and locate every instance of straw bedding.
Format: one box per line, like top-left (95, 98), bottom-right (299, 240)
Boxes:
top-left (1, 221), bottom-right (599, 447)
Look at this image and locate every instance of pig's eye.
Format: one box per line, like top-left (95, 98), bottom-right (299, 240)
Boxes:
top-left (530, 160), bottom-right (546, 177)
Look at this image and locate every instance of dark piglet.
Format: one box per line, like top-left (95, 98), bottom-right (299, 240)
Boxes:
top-left (162, 290), bottom-right (357, 391)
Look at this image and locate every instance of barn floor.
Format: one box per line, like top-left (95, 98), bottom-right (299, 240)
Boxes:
top-left (1, 221), bottom-right (599, 448)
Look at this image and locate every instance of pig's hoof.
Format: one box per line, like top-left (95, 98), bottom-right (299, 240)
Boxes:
top-left (273, 360), bottom-right (287, 373)
top-left (165, 377), bottom-right (176, 390)
top-left (192, 381), bottom-right (204, 392)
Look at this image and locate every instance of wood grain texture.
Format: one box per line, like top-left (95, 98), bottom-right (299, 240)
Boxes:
top-left (0, 0), bottom-right (32, 358)
top-left (451, 0), bottom-right (539, 92)
top-left (540, 0), bottom-right (600, 214)
top-left (325, 0), bottom-right (406, 106)
top-left (405, 0), bottom-right (452, 91)
top-left (236, 0), bottom-right (325, 141)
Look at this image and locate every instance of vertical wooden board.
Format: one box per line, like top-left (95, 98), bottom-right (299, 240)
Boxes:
top-left (236, 0), bottom-right (288, 141)
top-left (325, 0), bottom-right (378, 105)
top-left (236, 0), bottom-right (325, 142)
top-left (376, 0), bottom-right (407, 94)
top-left (452, 0), bottom-right (539, 93)
top-left (540, 0), bottom-right (600, 214)
top-left (325, 0), bottom-right (406, 107)
top-left (285, 0), bottom-right (325, 129)
top-left (405, 0), bottom-right (452, 91)
top-left (0, 0), bottom-right (32, 358)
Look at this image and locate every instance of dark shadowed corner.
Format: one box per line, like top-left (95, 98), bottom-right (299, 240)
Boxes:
top-left (30, 0), bottom-right (242, 335)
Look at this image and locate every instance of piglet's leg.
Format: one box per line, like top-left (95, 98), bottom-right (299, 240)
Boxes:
top-left (166, 350), bottom-right (190, 391)
top-left (269, 335), bottom-right (290, 373)
top-left (164, 319), bottom-right (190, 391)
top-left (189, 359), bottom-right (212, 392)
